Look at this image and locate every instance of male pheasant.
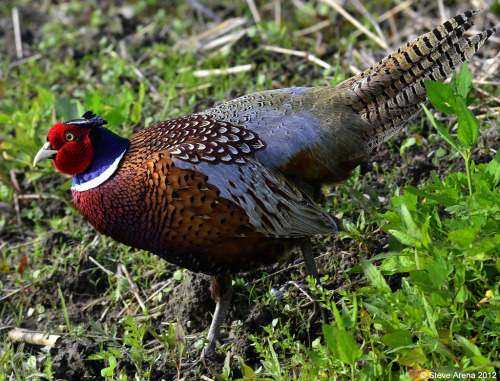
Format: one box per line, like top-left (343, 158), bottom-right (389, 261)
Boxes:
top-left (34, 10), bottom-right (495, 358)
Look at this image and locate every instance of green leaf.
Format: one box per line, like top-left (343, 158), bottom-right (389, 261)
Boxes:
top-left (431, 172), bottom-right (444, 190)
top-left (310, 349), bottom-right (328, 369)
top-left (174, 322), bottom-right (185, 358)
top-left (410, 270), bottom-right (436, 290)
top-left (173, 269), bottom-right (183, 281)
top-left (89, 91), bottom-right (104, 115)
top-left (421, 334), bottom-right (455, 359)
top-left (400, 203), bottom-right (422, 240)
top-left (455, 96), bottom-right (479, 147)
top-left (456, 62), bottom-right (472, 100)
top-left (131, 83), bottom-right (145, 124)
top-left (131, 101), bottom-right (142, 124)
top-left (380, 330), bottom-right (413, 348)
top-left (323, 324), bottom-right (339, 354)
top-left (400, 137), bottom-right (416, 155)
top-left (387, 234), bottom-right (405, 252)
top-left (420, 216), bottom-right (432, 249)
top-left (485, 149), bottom-right (500, 187)
top-left (422, 104), bottom-right (462, 153)
top-left (448, 228), bottom-right (477, 247)
top-left (454, 285), bottom-right (467, 304)
top-left (445, 203), bottom-right (467, 215)
top-left (389, 191), bottom-right (418, 211)
top-left (389, 230), bottom-right (421, 246)
top-left (399, 373), bottom-right (414, 381)
top-left (0, 113), bottom-right (11, 123)
top-left (397, 347), bottom-right (427, 366)
top-left (36, 87), bottom-right (57, 107)
top-left (240, 363), bottom-right (255, 378)
top-left (404, 187), bottom-right (456, 206)
top-left (101, 355), bottom-right (117, 377)
top-left (428, 253), bottom-right (453, 288)
top-left (359, 364), bottom-right (375, 381)
top-left (469, 235), bottom-right (500, 256)
top-left (380, 254), bottom-right (415, 274)
top-left (336, 330), bottom-right (363, 364)
top-left (455, 334), bottom-right (482, 357)
top-left (424, 80), bottom-right (455, 114)
top-left (470, 356), bottom-right (496, 373)
top-left (105, 109), bottom-right (128, 127)
top-left (323, 324), bottom-right (340, 359)
top-left (55, 96), bottom-right (80, 121)
top-left (431, 290), bottom-right (451, 307)
top-left (361, 256), bottom-right (390, 289)
top-left (138, 82), bottom-right (145, 103)
top-left (328, 299), bottom-right (345, 330)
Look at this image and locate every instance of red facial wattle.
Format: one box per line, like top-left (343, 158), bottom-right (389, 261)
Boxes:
top-left (47, 122), bottom-right (94, 175)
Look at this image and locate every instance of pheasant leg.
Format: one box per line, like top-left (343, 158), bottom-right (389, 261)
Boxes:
top-left (202, 274), bottom-right (233, 359)
top-left (300, 238), bottom-right (328, 323)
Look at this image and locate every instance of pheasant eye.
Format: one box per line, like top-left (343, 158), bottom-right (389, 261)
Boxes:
top-left (65, 132), bottom-right (76, 142)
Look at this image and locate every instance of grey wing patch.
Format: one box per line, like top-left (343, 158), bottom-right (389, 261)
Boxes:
top-left (228, 158), bottom-right (338, 237)
top-left (174, 158), bottom-right (338, 237)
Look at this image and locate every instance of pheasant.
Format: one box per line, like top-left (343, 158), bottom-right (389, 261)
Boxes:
top-left (34, 10), bottom-right (495, 358)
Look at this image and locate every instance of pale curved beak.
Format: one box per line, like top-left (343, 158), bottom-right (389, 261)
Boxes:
top-left (33, 141), bottom-right (58, 167)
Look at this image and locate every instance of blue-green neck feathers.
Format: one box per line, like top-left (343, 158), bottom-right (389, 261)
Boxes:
top-left (72, 127), bottom-right (129, 191)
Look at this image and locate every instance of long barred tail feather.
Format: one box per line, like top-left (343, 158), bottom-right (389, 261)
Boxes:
top-left (338, 10), bottom-right (479, 94)
top-left (338, 10), bottom-right (496, 152)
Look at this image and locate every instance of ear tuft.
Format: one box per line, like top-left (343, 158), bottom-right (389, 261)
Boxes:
top-left (63, 110), bottom-right (108, 129)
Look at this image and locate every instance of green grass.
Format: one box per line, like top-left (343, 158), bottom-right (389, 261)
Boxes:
top-left (1, 1), bottom-right (499, 380)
